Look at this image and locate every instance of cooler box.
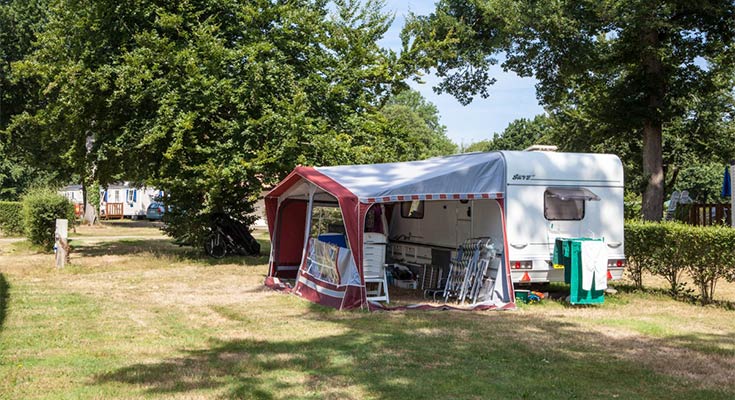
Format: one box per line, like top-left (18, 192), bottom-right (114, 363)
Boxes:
top-left (553, 238), bottom-right (606, 305)
top-left (318, 233), bottom-right (347, 248)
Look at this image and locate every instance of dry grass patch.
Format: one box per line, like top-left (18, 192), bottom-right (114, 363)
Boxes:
top-left (2, 232), bottom-right (735, 399)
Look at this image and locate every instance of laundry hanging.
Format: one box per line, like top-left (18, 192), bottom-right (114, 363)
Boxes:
top-left (580, 241), bottom-right (608, 291)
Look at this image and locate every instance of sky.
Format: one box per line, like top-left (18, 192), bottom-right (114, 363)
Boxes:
top-left (377, 1), bottom-right (544, 146)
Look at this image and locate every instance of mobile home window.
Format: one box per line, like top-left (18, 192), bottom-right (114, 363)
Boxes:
top-left (127, 190), bottom-right (135, 203)
top-left (400, 200), bottom-right (424, 219)
top-left (544, 188), bottom-right (599, 221)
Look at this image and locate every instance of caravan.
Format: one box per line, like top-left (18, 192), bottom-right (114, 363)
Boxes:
top-left (387, 151), bottom-right (625, 284)
top-left (265, 150), bottom-right (625, 310)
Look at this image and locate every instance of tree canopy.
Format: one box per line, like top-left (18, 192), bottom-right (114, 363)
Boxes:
top-left (1, 0), bottom-right (456, 244)
top-left (464, 114), bottom-right (554, 153)
top-left (404, 0), bottom-right (735, 220)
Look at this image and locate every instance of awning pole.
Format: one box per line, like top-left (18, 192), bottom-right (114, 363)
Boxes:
top-left (298, 185), bottom-right (317, 272)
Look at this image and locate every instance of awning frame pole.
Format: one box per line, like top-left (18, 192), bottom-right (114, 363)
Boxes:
top-left (298, 185), bottom-right (317, 273)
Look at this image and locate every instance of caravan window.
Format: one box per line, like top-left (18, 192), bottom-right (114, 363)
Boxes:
top-left (127, 190), bottom-right (135, 203)
top-left (544, 188), bottom-right (591, 220)
top-left (400, 200), bottom-right (424, 219)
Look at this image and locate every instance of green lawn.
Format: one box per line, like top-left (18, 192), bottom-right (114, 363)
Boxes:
top-left (1, 225), bottom-right (734, 399)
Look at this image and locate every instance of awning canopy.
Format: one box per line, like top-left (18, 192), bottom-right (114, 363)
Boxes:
top-left (264, 152), bottom-right (517, 310)
top-left (314, 152), bottom-right (506, 203)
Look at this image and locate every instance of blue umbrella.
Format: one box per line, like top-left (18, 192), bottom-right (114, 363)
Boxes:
top-left (722, 166), bottom-right (731, 198)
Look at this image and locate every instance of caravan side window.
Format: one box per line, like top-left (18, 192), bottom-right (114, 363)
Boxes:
top-left (400, 200), bottom-right (424, 219)
top-left (127, 190), bottom-right (136, 203)
top-left (544, 190), bottom-right (585, 220)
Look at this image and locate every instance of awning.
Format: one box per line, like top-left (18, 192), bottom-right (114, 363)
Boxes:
top-left (546, 187), bottom-right (600, 201)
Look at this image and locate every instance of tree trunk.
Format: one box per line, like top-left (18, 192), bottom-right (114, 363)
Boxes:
top-left (642, 121), bottom-right (664, 221)
top-left (81, 178), bottom-right (98, 225)
top-left (640, 28), bottom-right (665, 221)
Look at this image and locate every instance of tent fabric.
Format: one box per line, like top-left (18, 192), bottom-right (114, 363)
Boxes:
top-left (269, 200), bottom-right (307, 278)
top-left (315, 152), bottom-right (506, 202)
top-left (292, 238), bottom-right (364, 309)
top-left (265, 152), bottom-right (516, 311)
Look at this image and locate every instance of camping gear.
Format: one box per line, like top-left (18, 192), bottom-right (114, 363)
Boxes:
top-left (265, 150), bottom-right (623, 310)
top-left (443, 238), bottom-right (500, 305)
top-left (664, 191), bottom-right (681, 221)
top-left (363, 233), bottom-right (389, 302)
top-left (204, 213), bottom-right (261, 258)
top-left (318, 233), bottom-right (347, 248)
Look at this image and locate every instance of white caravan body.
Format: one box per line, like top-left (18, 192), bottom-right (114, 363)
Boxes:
top-left (387, 151), bottom-right (625, 283)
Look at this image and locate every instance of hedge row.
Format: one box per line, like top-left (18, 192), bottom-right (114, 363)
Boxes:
top-left (625, 221), bottom-right (735, 304)
top-left (21, 189), bottom-right (76, 250)
top-left (0, 201), bottom-right (24, 236)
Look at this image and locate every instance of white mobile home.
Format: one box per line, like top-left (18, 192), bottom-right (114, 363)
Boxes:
top-left (100, 183), bottom-right (162, 219)
top-left (265, 150), bottom-right (625, 310)
top-left (59, 185), bottom-right (84, 204)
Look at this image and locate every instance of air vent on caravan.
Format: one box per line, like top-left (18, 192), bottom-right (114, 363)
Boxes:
top-left (523, 145), bottom-right (558, 152)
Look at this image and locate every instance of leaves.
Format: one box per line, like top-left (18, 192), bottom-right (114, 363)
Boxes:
top-left (404, 0), bottom-right (735, 220)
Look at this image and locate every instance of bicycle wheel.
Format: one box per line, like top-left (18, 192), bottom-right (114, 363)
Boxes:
top-left (205, 233), bottom-right (226, 259)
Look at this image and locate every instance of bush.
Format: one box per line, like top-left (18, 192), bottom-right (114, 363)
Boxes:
top-left (21, 188), bottom-right (76, 250)
top-left (0, 201), bottom-right (24, 236)
top-left (624, 221), bottom-right (667, 289)
top-left (624, 221), bottom-right (735, 303)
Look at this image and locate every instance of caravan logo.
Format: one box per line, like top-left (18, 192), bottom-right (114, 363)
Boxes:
top-left (512, 174), bottom-right (535, 181)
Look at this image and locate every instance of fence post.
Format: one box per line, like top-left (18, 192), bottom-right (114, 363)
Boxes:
top-left (54, 219), bottom-right (69, 268)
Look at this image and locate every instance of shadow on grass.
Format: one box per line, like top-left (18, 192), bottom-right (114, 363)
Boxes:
top-left (102, 220), bottom-right (165, 229)
top-left (0, 273), bottom-right (8, 332)
top-left (94, 306), bottom-right (735, 400)
top-left (71, 238), bottom-right (270, 267)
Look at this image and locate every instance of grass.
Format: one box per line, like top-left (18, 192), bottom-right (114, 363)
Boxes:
top-left (1, 224), bottom-right (735, 399)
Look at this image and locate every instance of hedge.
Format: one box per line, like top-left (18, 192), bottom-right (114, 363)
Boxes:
top-left (625, 221), bottom-right (735, 304)
top-left (21, 188), bottom-right (76, 250)
top-left (0, 201), bottom-right (24, 236)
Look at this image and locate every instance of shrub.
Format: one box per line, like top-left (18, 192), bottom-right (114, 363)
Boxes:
top-left (624, 221), bottom-right (667, 289)
top-left (681, 224), bottom-right (735, 304)
top-left (624, 221), bottom-right (735, 303)
top-left (0, 201), bottom-right (24, 236)
top-left (21, 188), bottom-right (76, 250)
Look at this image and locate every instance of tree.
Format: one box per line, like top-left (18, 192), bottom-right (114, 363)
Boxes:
top-left (464, 114), bottom-right (555, 152)
top-left (404, 0), bottom-right (735, 220)
top-left (5, 0), bottom-right (408, 246)
top-left (377, 89), bottom-right (457, 160)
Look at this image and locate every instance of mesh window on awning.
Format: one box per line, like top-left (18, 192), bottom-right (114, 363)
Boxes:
top-left (546, 187), bottom-right (600, 201)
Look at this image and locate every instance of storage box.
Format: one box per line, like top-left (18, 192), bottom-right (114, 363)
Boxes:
top-left (393, 279), bottom-right (417, 289)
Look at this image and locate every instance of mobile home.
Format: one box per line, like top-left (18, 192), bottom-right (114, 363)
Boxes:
top-left (265, 150), bottom-right (625, 310)
top-left (100, 183), bottom-right (161, 219)
top-left (59, 185), bottom-right (84, 204)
